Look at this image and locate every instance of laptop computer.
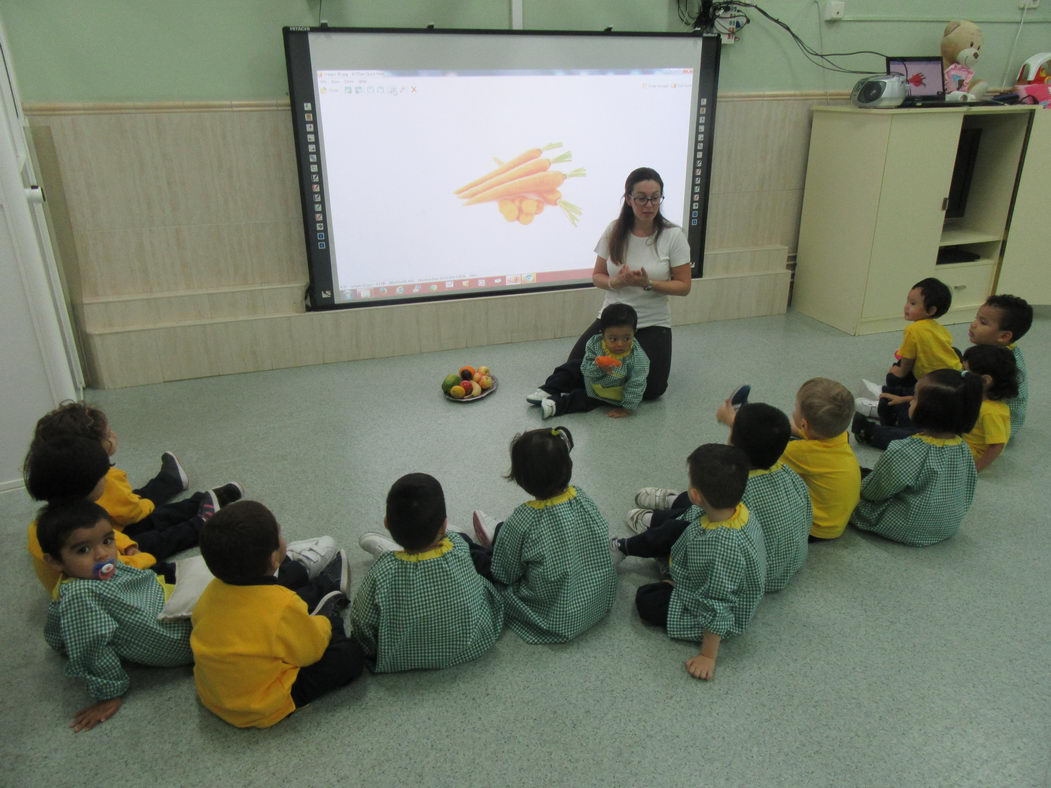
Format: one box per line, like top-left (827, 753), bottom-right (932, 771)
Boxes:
top-left (886, 56), bottom-right (945, 105)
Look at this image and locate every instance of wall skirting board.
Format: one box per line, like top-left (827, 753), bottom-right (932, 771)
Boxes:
top-left (26, 93), bottom-right (840, 387)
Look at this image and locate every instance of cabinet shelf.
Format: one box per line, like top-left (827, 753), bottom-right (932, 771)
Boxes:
top-left (939, 227), bottom-right (1001, 247)
top-left (794, 105), bottom-right (1046, 336)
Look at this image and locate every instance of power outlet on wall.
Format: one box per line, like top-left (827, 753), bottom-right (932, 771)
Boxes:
top-left (1018, 0), bottom-right (1040, 9)
top-left (822, 1), bottom-right (846, 21)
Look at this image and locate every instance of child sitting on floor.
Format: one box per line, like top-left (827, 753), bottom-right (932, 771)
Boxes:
top-left (39, 499), bottom-right (194, 732)
top-left (24, 435), bottom-right (241, 591)
top-left (352, 473), bottom-right (504, 672)
top-left (527, 303), bottom-right (650, 419)
top-left (27, 402), bottom-right (242, 576)
top-left (633, 444), bottom-right (767, 680)
top-left (619, 401), bottom-right (811, 593)
top-left (782, 378), bottom-right (861, 541)
top-left (858, 278), bottom-right (962, 429)
top-left (968, 294), bottom-right (1031, 439)
top-left (852, 369), bottom-right (981, 545)
top-left (32, 401), bottom-right (190, 529)
top-left (960, 345), bottom-right (1018, 473)
top-left (191, 501), bottom-right (361, 728)
top-left (463, 426), bottom-right (616, 643)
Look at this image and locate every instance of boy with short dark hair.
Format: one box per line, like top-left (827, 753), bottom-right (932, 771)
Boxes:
top-left (857, 278), bottom-right (963, 426)
top-left (528, 303), bottom-right (651, 419)
top-left (39, 499), bottom-right (194, 732)
top-left (190, 501), bottom-right (362, 728)
top-left (782, 378), bottom-right (861, 541)
top-left (621, 401), bottom-right (811, 593)
top-left (969, 294), bottom-right (1032, 437)
top-left (633, 444), bottom-right (767, 680)
top-left (353, 473), bottom-right (504, 672)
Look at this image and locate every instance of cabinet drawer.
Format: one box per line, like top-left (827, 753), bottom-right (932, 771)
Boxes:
top-left (935, 263), bottom-right (995, 307)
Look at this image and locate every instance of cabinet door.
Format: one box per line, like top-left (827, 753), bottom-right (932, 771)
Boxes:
top-left (996, 109), bottom-right (1051, 303)
top-left (860, 112), bottom-right (962, 327)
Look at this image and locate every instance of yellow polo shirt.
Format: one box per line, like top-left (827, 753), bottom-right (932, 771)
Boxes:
top-left (781, 431), bottom-right (861, 539)
top-left (898, 319), bottom-right (961, 380)
top-left (963, 399), bottom-right (1011, 461)
top-left (191, 579), bottom-right (331, 728)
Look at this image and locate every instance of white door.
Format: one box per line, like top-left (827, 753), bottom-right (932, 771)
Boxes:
top-left (0, 15), bottom-right (81, 491)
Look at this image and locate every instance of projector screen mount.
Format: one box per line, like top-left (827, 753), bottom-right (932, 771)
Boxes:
top-left (283, 27), bottom-right (720, 311)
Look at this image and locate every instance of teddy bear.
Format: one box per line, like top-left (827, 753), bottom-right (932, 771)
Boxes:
top-left (941, 19), bottom-right (988, 102)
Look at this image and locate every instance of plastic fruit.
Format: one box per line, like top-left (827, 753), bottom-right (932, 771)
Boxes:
top-left (449, 385), bottom-right (466, 399)
top-left (472, 372), bottom-right (483, 383)
top-left (468, 381), bottom-right (482, 397)
top-left (479, 375), bottom-right (493, 390)
top-left (442, 373), bottom-right (460, 393)
top-left (478, 365), bottom-right (490, 375)
top-left (459, 366), bottom-right (475, 380)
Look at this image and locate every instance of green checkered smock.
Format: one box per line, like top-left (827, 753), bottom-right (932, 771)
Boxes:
top-left (581, 334), bottom-right (650, 411)
top-left (43, 566), bottom-right (193, 700)
top-left (490, 486), bottom-right (616, 644)
top-left (679, 463), bottom-right (810, 593)
top-left (853, 435), bottom-right (976, 546)
top-left (666, 503), bottom-right (766, 642)
top-left (1007, 344), bottom-right (1026, 437)
top-left (350, 533), bottom-right (504, 673)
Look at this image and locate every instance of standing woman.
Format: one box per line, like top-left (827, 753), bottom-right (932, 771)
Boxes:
top-left (565, 167), bottom-right (693, 400)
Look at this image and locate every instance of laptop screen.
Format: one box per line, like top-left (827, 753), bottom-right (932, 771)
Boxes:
top-left (886, 57), bottom-right (945, 100)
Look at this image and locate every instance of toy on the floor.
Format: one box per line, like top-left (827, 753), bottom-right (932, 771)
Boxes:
top-left (442, 365), bottom-right (497, 401)
top-left (941, 20), bottom-right (988, 102)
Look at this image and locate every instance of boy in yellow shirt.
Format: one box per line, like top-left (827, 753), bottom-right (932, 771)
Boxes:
top-left (781, 378), bottom-right (861, 541)
top-left (191, 501), bottom-right (363, 728)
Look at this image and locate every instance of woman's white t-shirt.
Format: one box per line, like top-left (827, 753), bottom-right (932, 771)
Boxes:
top-left (593, 221), bottom-right (692, 329)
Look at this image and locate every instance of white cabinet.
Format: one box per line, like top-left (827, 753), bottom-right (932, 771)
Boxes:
top-left (794, 106), bottom-right (1049, 335)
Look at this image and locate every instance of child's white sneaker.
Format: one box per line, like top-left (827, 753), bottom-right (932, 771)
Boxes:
top-left (633, 487), bottom-right (678, 511)
top-left (857, 378), bottom-right (882, 399)
top-left (854, 396), bottom-right (879, 419)
top-left (540, 398), bottom-right (557, 419)
top-left (526, 388), bottom-right (552, 405)
top-left (359, 532), bottom-right (400, 558)
top-left (286, 536), bottom-right (338, 579)
top-left (472, 510), bottom-right (499, 548)
top-left (625, 508), bottom-right (653, 535)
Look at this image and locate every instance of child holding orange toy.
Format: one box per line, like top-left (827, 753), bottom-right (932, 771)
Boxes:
top-left (527, 303), bottom-right (649, 419)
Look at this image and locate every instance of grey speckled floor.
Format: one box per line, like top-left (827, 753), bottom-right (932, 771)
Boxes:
top-left (3, 307), bottom-right (1049, 787)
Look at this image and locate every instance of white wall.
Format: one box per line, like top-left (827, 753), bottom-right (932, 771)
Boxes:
top-left (0, 18), bottom-right (78, 492)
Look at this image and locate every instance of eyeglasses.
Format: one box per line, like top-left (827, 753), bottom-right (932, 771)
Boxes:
top-left (630, 194), bottom-right (664, 206)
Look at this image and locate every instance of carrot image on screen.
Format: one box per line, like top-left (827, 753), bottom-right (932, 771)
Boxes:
top-left (456, 143), bottom-right (586, 226)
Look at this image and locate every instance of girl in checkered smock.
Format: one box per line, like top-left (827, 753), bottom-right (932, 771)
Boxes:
top-left (465, 427), bottom-right (617, 644)
top-left (853, 369), bottom-right (983, 546)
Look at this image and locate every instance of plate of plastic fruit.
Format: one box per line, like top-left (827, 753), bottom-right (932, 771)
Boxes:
top-left (442, 367), bottom-right (498, 403)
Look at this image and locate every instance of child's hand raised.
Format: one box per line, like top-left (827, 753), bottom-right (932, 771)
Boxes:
top-left (71, 697), bottom-right (122, 733)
